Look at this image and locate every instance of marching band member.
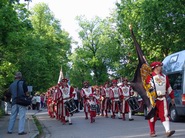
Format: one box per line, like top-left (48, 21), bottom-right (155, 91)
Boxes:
top-left (46, 89), bottom-right (55, 118)
top-left (94, 86), bottom-right (102, 115)
top-left (59, 78), bottom-right (74, 125)
top-left (73, 87), bottom-right (80, 113)
top-left (53, 84), bottom-right (61, 120)
top-left (119, 77), bottom-right (134, 121)
top-left (146, 61), bottom-right (175, 137)
top-left (101, 82), bottom-right (111, 117)
top-left (88, 94), bottom-right (97, 123)
top-left (81, 81), bottom-right (94, 119)
top-left (57, 82), bottom-right (63, 121)
top-left (109, 79), bottom-right (123, 119)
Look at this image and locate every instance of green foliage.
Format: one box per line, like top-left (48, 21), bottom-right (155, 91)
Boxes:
top-left (32, 115), bottom-right (43, 136)
top-left (70, 15), bottom-right (123, 86)
top-left (1, 0), bottom-right (184, 91)
top-left (116, 0), bottom-right (185, 79)
top-left (0, 107), bottom-right (4, 118)
top-left (0, 1), bottom-right (72, 93)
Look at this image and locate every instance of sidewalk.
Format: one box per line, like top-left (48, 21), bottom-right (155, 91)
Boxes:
top-left (0, 109), bottom-right (40, 138)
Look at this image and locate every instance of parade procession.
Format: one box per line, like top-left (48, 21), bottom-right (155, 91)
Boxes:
top-left (2, 1), bottom-right (185, 138)
top-left (45, 77), bottom-right (138, 125)
top-left (43, 25), bottom-right (176, 137)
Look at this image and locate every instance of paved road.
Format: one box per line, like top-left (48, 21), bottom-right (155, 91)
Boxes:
top-left (36, 109), bottom-right (185, 138)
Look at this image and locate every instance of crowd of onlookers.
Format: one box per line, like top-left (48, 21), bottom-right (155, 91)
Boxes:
top-left (1, 89), bottom-right (83, 115)
top-left (30, 92), bottom-right (46, 111)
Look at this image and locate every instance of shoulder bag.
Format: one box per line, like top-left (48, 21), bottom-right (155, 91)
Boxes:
top-left (16, 80), bottom-right (31, 106)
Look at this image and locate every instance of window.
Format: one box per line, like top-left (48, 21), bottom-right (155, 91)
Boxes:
top-left (168, 73), bottom-right (182, 91)
top-left (170, 55), bottom-right (179, 64)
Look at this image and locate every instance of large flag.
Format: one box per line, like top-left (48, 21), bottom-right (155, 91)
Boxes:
top-left (129, 25), bottom-right (155, 119)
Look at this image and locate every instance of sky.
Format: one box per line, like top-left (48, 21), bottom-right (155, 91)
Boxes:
top-left (21, 0), bottom-right (117, 49)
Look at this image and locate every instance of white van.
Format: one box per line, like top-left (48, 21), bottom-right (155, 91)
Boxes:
top-left (162, 50), bottom-right (185, 121)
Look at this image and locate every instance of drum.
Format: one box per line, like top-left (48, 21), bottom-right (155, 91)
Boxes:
top-left (90, 104), bottom-right (97, 111)
top-left (127, 96), bottom-right (140, 111)
top-left (64, 99), bottom-right (77, 114)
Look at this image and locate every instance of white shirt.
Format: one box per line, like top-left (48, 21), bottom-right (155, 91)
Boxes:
top-left (36, 96), bottom-right (41, 103)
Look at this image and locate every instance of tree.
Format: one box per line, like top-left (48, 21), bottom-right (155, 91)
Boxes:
top-left (27, 2), bottom-right (72, 91)
top-left (116, 0), bottom-right (185, 64)
top-left (0, 1), bottom-right (72, 95)
top-left (70, 15), bottom-right (125, 87)
top-left (0, 0), bottom-right (32, 98)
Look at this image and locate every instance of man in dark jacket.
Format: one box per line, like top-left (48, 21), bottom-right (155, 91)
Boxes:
top-left (7, 72), bottom-right (29, 135)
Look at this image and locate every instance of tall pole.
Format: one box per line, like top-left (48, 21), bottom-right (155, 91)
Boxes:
top-left (58, 66), bottom-right (64, 83)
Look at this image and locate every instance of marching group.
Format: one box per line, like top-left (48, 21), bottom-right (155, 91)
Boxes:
top-left (45, 61), bottom-right (176, 137)
top-left (5, 61), bottom-right (175, 137)
top-left (45, 77), bottom-right (135, 125)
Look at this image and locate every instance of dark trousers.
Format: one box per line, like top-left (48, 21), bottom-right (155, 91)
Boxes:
top-left (36, 102), bottom-right (40, 110)
top-left (80, 100), bottom-right (83, 110)
top-left (32, 104), bottom-right (36, 110)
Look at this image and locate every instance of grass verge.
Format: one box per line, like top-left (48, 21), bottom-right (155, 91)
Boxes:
top-left (32, 115), bottom-right (43, 137)
top-left (0, 107), bottom-right (4, 118)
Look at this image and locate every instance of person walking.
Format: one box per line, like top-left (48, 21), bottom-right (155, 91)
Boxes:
top-left (7, 72), bottom-right (29, 135)
top-left (119, 77), bottom-right (134, 121)
top-left (31, 94), bottom-right (37, 110)
top-left (101, 82), bottom-right (111, 118)
top-left (109, 79), bottom-right (123, 119)
top-left (81, 81), bottom-right (94, 119)
top-left (35, 93), bottom-right (41, 111)
top-left (74, 87), bottom-right (80, 113)
top-left (59, 78), bottom-right (75, 125)
top-left (146, 61), bottom-right (175, 137)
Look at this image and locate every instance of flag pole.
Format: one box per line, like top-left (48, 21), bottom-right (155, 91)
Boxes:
top-left (58, 66), bottom-right (64, 83)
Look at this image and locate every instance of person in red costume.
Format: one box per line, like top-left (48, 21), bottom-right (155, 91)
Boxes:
top-left (81, 81), bottom-right (94, 119)
top-left (56, 82), bottom-right (63, 121)
top-left (59, 78), bottom-right (74, 125)
top-left (146, 61), bottom-right (175, 137)
top-left (94, 86), bottom-right (102, 115)
top-left (53, 84), bottom-right (61, 120)
top-left (46, 89), bottom-right (55, 118)
top-left (109, 79), bottom-right (123, 119)
top-left (101, 82), bottom-right (111, 117)
top-left (119, 77), bottom-right (134, 121)
top-left (88, 94), bottom-right (97, 123)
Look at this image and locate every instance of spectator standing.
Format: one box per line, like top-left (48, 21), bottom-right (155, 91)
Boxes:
top-left (35, 93), bottom-right (41, 111)
top-left (7, 72), bottom-right (28, 135)
top-left (31, 94), bottom-right (37, 110)
top-left (74, 87), bottom-right (80, 112)
top-left (40, 94), bottom-right (44, 108)
top-left (43, 93), bottom-right (46, 108)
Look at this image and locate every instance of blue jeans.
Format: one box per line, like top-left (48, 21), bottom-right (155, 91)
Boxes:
top-left (7, 104), bottom-right (26, 133)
